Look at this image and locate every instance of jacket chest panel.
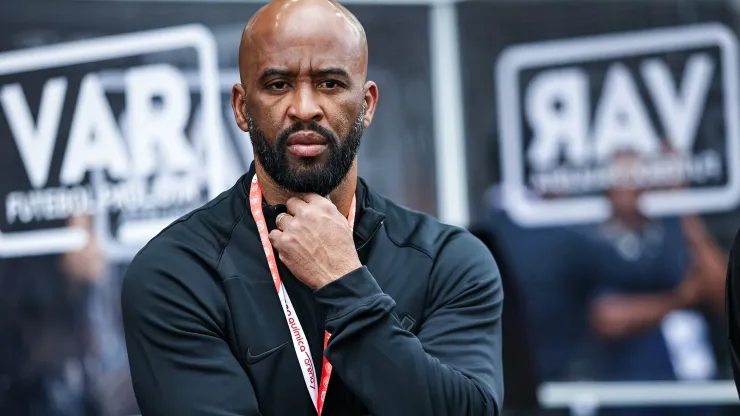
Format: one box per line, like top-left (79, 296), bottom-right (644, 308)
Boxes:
top-left (220, 234), bottom-right (320, 414)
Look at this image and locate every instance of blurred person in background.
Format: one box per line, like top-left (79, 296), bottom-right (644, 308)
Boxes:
top-left (0, 214), bottom-right (138, 416)
top-left (725, 222), bottom-right (740, 398)
top-left (581, 149), bottom-right (726, 415)
top-left (485, 147), bottom-right (729, 415)
top-left (0, 216), bottom-right (100, 416)
top-left (61, 215), bottom-right (138, 416)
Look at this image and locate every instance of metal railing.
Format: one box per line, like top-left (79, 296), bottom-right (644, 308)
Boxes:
top-left (539, 381), bottom-right (739, 415)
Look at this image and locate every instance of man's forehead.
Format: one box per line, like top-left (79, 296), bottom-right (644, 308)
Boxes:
top-left (240, 0), bottom-right (367, 80)
top-left (250, 43), bottom-right (358, 74)
top-left (246, 38), bottom-right (363, 82)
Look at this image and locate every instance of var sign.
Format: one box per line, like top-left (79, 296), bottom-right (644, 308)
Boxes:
top-left (0, 25), bottom-right (223, 257)
top-left (496, 23), bottom-right (740, 226)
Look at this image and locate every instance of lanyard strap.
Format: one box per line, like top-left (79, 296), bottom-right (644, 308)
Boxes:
top-left (248, 174), bottom-right (356, 415)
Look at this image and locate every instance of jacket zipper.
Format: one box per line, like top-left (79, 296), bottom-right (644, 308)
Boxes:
top-left (356, 220), bottom-right (384, 252)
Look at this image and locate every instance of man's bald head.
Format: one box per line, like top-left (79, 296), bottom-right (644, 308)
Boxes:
top-left (230, 0), bottom-right (378, 197)
top-left (239, 0), bottom-right (368, 81)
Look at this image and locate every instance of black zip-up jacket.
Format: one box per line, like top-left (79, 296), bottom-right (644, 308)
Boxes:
top-left (121, 164), bottom-right (504, 415)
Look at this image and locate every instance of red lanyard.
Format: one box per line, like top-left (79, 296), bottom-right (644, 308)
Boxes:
top-left (249, 174), bottom-right (356, 415)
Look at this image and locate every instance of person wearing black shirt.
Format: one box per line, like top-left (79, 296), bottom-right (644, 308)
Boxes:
top-left (727, 229), bottom-right (740, 397)
top-left (120, 0), bottom-right (504, 415)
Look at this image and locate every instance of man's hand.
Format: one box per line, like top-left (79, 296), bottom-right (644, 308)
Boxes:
top-left (590, 295), bottom-right (643, 339)
top-left (269, 194), bottom-right (362, 290)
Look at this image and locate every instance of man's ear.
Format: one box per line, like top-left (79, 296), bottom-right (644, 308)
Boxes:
top-left (362, 80), bottom-right (379, 128)
top-left (231, 83), bottom-right (249, 132)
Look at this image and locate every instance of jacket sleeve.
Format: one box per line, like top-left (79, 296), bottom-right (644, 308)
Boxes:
top-left (727, 229), bottom-right (740, 398)
top-left (121, 241), bottom-right (262, 416)
top-left (314, 231), bottom-right (504, 415)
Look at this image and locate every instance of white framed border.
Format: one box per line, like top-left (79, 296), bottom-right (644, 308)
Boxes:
top-left (496, 23), bottom-right (740, 227)
top-left (0, 24), bottom-right (222, 257)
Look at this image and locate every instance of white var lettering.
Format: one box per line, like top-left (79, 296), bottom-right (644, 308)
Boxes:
top-left (60, 73), bottom-right (130, 184)
top-left (524, 53), bottom-right (715, 170)
top-left (642, 54), bottom-right (715, 153)
top-left (591, 62), bottom-right (661, 161)
top-left (0, 77), bottom-right (67, 188)
top-left (125, 64), bottom-right (197, 177)
top-left (0, 64), bottom-right (196, 188)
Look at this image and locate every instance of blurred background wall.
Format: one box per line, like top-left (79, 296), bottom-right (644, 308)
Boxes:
top-left (1, 0), bottom-right (740, 415)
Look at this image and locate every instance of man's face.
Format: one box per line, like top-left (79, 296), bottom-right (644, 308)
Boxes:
top-left (235, 9), bottom-right (373, 196)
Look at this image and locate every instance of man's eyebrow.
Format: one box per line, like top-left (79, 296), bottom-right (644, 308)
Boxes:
top-left (313, 67), bottom-right (350, 78)
top-left (259, 68), bottom-right (293, 80)
top-left (257, 67), bottom-right (351, 82)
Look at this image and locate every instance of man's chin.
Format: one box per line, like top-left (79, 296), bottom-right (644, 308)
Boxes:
top-left (277, 168), bottom-right (344, 196)
top-left (284, 153), bottom-right (331, 170)
top-left (277, 179), bottom-right (334, 196)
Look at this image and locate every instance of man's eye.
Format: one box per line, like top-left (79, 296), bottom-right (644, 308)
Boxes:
top-left (319, 80), bottom-right (339, 89)
top-left (269, 81), bottom-right (288, 90)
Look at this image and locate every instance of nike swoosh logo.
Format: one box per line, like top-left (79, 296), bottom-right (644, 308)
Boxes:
top-left (245, 341), bottom-right (289, 364)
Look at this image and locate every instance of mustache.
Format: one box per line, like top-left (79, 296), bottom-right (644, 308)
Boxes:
top-left (276, 121), bottom-right (337, 147)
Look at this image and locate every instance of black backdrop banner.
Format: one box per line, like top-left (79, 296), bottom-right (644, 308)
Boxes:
top-left (459, 0), bottom-right (740, 237)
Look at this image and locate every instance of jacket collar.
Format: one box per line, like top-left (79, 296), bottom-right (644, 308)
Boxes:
top-left (240, 162), bottom-right (385, 249)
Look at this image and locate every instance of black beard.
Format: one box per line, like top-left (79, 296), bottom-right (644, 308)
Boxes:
top-left (247, 107), bottom-right (364, 196)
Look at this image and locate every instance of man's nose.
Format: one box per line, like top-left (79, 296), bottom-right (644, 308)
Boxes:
top-left (287, 85), bottom-right (323, 122)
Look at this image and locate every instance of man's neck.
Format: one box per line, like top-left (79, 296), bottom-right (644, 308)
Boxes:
top-left (254, 162), bottom-right (358, 219)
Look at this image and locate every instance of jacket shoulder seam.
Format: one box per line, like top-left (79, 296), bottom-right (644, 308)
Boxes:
top-left (217, 206), bottom-right (247, 268)
top-left (135, 187), bottom-right (239, 261)
top-left (382, 207), bottom-right (436, 262)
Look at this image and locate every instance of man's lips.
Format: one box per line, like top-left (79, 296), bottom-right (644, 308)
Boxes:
top-left (286, 131), bottom-right (328, 157)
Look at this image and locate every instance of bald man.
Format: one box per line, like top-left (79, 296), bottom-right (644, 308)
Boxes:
top-left (121, 1), bottom-right (504, 415)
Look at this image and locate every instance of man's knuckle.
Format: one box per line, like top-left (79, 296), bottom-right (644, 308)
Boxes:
top-left (304, 208), bottom-right (318, 220)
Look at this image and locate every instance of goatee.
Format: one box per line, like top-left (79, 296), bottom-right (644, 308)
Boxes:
top-left (247, 105), bottom-right (365, 197)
